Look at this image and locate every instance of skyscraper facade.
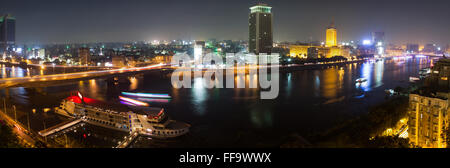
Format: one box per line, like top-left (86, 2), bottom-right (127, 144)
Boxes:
top-left (249, 3), bottom-right (273, 54)
top-left (372, 32), bottom-right (385, 45)
top-left (0, 14), bottom-right (16, 57)
top-left (372, 32), bottom-right (385, 55)
top-left (325, 23), bottom-right (337, 47)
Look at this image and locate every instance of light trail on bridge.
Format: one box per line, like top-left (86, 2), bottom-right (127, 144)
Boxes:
top-left (0, 63), bottom-right (166, 87)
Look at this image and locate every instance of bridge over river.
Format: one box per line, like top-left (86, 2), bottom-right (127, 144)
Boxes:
top-left (0, 64), bottom-right (168, 88)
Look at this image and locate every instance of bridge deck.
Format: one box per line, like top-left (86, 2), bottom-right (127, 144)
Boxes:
top-left (0, 64), bottom-right (166, 88)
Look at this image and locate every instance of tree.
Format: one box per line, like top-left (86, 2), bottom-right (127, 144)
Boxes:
top-left (367, 136), bottom-right (409, 148)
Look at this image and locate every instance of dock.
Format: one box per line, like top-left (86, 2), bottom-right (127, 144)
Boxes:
top-left (115, 131), bottom-right (140, 148)
top-left (38, 119), bottom-right (83, 137)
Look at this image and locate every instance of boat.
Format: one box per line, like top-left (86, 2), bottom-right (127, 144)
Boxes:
top-left (409, 77), bottom-right (420, 82)
top-left (55, 92), bottom-right (190, 139)
top-left (419, 68), bottom-right (431, 79)
top-left (385, 89), bottom-right (395, 95)
top-left (121, 92), bottom-right (171, 99)
top-left (355, 78), bottom-right (367, 83)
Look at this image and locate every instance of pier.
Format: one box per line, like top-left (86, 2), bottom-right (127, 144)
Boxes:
top-left (115, 131), bottom-right (140, 148)
top-left (38, 119), bottom-right (83, 137)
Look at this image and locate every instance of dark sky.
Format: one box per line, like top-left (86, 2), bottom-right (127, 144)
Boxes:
top-left (2, 0), bottom-right (450, 45)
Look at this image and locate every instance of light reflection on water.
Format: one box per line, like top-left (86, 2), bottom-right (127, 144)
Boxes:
top-left (192, 77), bottom-right (207, 116)
top-left (358, 62), bottom-right (372, 91)
top-left (374, 60), bottom-right (384, 88)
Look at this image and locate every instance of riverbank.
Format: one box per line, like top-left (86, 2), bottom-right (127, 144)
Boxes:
top-left (280, 59), bottom-right (367, 72)
top-left (303, 94), bottom-right (410, 148)
top-left (176, 59), bottom-right (367, 75)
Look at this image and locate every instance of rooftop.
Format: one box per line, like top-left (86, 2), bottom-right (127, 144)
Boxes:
top-left (0, 14), bottom-right (16, 22)
top-left (250, 3), bottom-right (272, 13)
top-left (327, 22), bottom-right (336, 29)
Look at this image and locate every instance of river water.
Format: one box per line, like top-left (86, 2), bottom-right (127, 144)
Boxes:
top-left (0, 57), bottom-right (432, 147)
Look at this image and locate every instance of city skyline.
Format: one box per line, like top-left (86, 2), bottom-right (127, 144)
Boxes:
top-left (1, 0), bottom-right (450, 45)
top-left (0, 0), bottom-right (450, 151)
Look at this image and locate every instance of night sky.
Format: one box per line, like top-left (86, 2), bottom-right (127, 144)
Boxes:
top-left (2, 0), bottom-right (450, 45)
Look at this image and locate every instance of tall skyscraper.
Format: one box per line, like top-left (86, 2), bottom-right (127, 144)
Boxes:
top-left (372, 32), bottom-right (385, 45)
top-left (194, 41), bottom-right (205, 65)
top-left (325, 22), bottom-right (337, 47)
top-left (372, 32), bottom-right (385, 56)
top-left (0, 14), bottom-right (16, 57)
top-left (249, 3), bottom-right (273, 54)
top-left (78, 48), bottom-right (90, 66)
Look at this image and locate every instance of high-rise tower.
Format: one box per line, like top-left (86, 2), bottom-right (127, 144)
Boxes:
top-left (372, 32), bottom-right (385, 55)
top-left (0, 14), bottom-right (16, 58)
top-left (249, 3), bottom-right (273, 54)
top-left (325, 22), bottom-right (337, 47)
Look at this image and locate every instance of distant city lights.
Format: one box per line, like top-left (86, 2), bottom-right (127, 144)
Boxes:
top-left (362, 40), bottom-right (372, 45)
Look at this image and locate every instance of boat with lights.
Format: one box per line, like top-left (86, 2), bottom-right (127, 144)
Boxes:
top-left (121, 92), bottom-right (172, 99)
top-left (355, 78), bottom-right (367, 83)
top-left (55, 92), bottom-right (190, 139)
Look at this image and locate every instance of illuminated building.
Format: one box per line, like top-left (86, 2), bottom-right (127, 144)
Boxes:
top-left (153, 55), bottom-right (173, 64)
top-left (325, 22), bottom-right (337, 47)
top-left (372, 32), bottom-right (385, 56)
top-left (408, 93), bottom-right (449, 148)
top-left (288, 21), bottom-right (352, 59)
top-left (409, 59), bottom-right (450, 148)
top-left (385, 48), bottom-right (404, 57)
top-left (290, 45), bottom-right (345, 59)
top-left (78, 47), bottom-right (90, 66)
top-left (419, 45), bottom-right (425, 52)
top-left (194, 41), bottom-right (204, 65)
top-left (249, 3), bottom-right (273, 54)
top-left (362, 40), bottom-right (372, 46)
top-left (289, 45), bottom-right (309, 58)
top-left (0, 14), bottom-right (15, 58)
top-left (329, 46), bottom-right (342, 58)
top-left (426, 59), bottom-right (450, 91)
top-left (37, 49), bottom-right (45, 59)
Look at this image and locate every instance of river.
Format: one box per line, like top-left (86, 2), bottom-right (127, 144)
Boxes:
top-left (0, 57), bottom-right (432, 147)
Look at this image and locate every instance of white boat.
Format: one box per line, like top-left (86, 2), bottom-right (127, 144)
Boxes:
top-left (355, 78), bottom-right (367, 83)
top-left (385, 89), bottom-right (395, 95)
top-left (419, 68), bottom-right (431, 79)
top-left (55, 93), bottom-right (190, 139)
top-left (409, 77), bottom-right (420, 82)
